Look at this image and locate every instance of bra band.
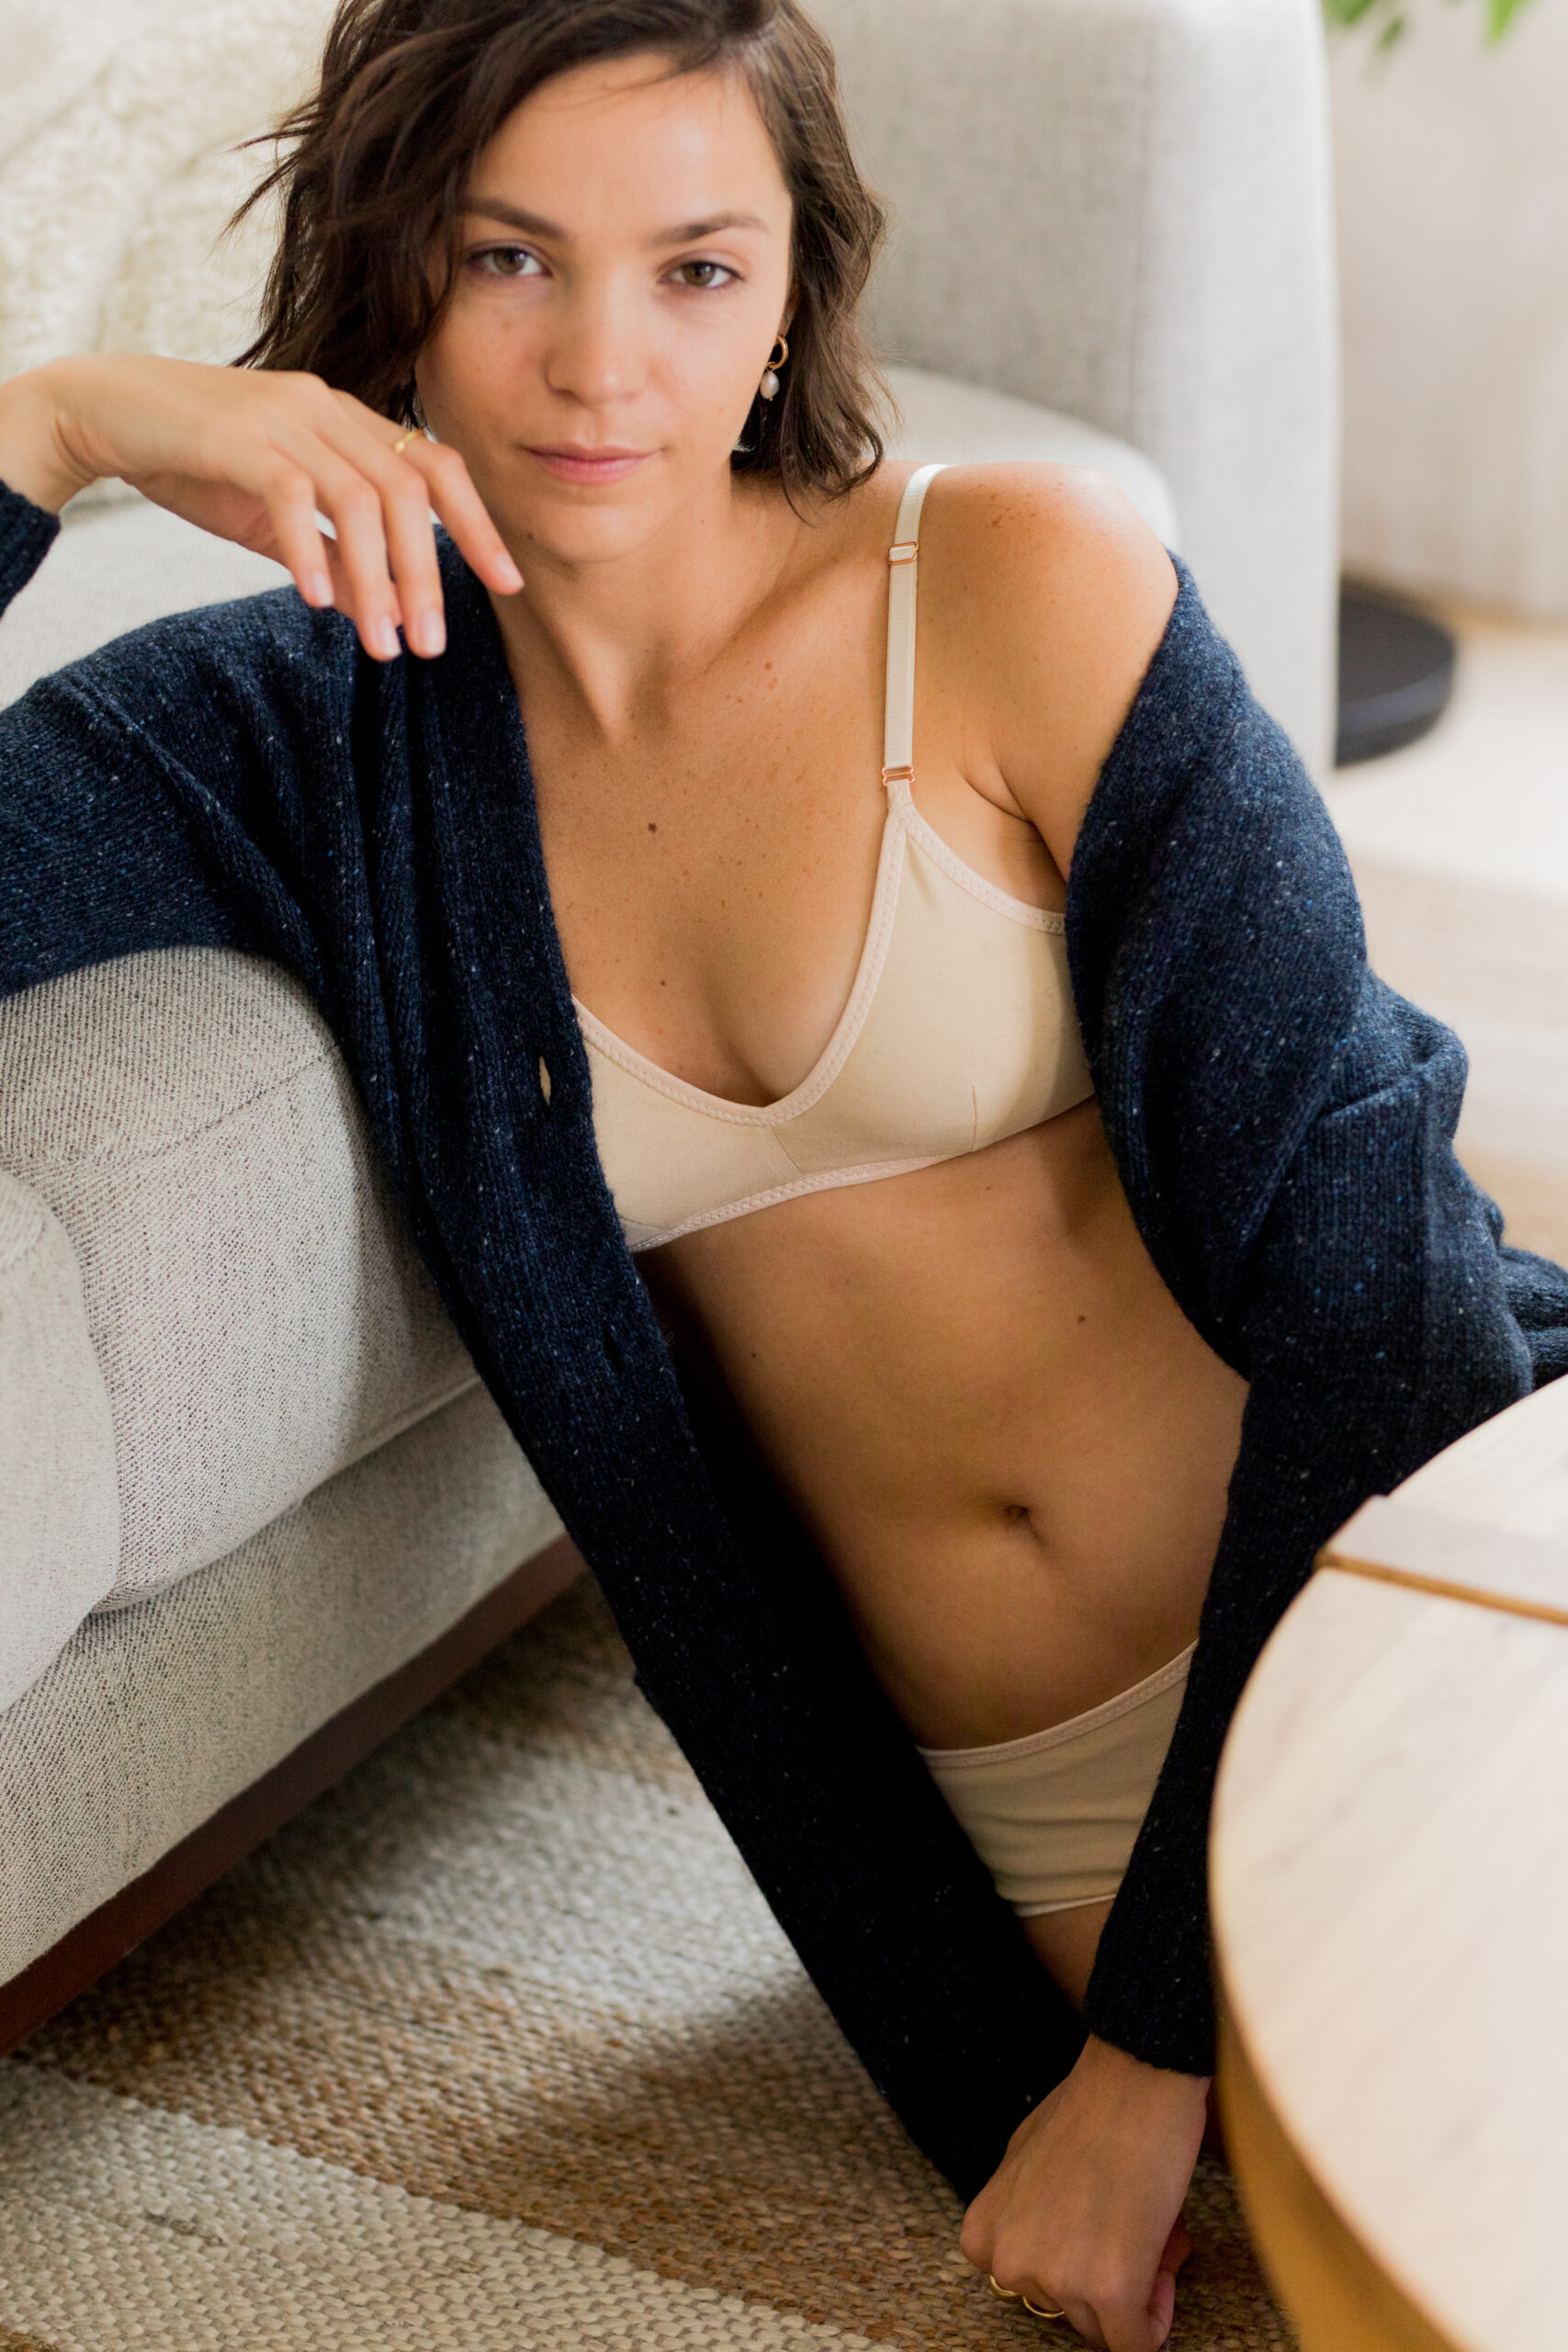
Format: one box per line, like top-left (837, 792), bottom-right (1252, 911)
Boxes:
top-left (882, 463), bottom-right (946, 785)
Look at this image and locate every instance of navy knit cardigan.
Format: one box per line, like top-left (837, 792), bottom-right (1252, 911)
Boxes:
top-left (5, 480), bottom-right (1566, 2199)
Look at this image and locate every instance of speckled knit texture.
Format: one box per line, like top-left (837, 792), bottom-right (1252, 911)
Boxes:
top-left (3, 481), bottom-right (1566, 2187)
top-left (3, 1578), bottom-right (1297, 2352)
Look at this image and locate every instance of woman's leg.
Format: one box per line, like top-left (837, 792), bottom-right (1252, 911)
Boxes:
top-left (1023, 1901), bottom-right (1112, 2011)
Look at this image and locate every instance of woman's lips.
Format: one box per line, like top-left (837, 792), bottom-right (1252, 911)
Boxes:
top-left (527, 446), bottom-right (651, 485)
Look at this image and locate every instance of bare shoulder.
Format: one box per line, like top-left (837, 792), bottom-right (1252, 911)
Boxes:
top-left (916, 463), bottom-right (1179, 871)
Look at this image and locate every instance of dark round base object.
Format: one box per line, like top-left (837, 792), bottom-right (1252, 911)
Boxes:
top-left (1336, 583), bottom-right (1456, 767)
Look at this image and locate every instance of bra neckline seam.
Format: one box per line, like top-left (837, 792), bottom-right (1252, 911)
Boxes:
top-left (887, 779), bottom-right (1066, 933)
top-left (572, 808), bottom-right (908, 1125)
top-left (571, 457), bottom-right (1064, 1112)
top-left (626, 1153), bottom-right (947, 1250)
top-left (573, 791), bottom-right (1070, 1117)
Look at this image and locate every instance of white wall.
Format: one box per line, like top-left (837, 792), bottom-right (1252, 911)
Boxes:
top-left (1333, 0), bottom-right (1568, 616)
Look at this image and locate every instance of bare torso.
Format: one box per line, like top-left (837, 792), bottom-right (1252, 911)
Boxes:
top-left (645, 1109), bottom-right (1243, 1747)
top-left (514, 460), bottom-right (1247, 1770)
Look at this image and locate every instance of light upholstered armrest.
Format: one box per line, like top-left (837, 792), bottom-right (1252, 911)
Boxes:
top-left (815, 0), bottom-right (1338, 773)
top-left (0, 1170), bottom-right (118, 1713)
top-left (0, 949), bottom-right (479, 1616)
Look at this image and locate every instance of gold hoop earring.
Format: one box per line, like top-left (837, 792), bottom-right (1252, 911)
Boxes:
top-left (760, 333), bottom-right (789, 402)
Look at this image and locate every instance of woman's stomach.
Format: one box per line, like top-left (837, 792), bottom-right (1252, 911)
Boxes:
top-left (640, 1099), bottom-right (1247, 1750)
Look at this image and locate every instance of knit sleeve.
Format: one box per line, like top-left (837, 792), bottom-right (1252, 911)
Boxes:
top-left (1069, 569), bottom-right (1557, 2073)
top-left (0, 480), bottom-right (62, 606)
top-left (0, 483), bottom-right (349, 1006)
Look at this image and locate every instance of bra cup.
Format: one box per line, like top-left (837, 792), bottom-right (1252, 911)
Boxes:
top-left (782, 831), bottom-right (1091, 1176)
top-left (583, 1040), bottom-right (799, 1236)
top-left (575, 462), bottom-right (1097, 1252)
top-left (576, 808), bottom-right (1094, 1250)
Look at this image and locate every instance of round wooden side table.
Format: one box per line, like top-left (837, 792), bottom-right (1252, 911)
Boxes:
top-left (1212, 1376), bottom-right (1568, 2352)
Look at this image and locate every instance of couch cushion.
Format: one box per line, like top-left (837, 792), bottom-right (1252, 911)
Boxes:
top-left (0, 1170), bottom-right (118, 1708)
top-left (0, 948), bottom-right (478, 1606)
top-left (0, 1379), bottom-right (558, 1979)
top-left (884, 365), bottom-right (1179, 548)
top-left (0, 497), bottom-right (286, 707)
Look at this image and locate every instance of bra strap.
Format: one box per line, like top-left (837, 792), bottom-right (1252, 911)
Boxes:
top-left (882, 463), bottom-right (946, 786)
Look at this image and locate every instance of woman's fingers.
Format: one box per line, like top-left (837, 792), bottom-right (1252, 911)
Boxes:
top-left (301, 403), bottom-right (522, 660)
top-left (1157, 2218), bottom-right (1191, 2277)
top-left (33, 356), bottom-right (524, 662)
top-left (379, 468), bottom-right (447, 656)
top-left (997, 2273), bottom-right (1158, 2352)
top-left (401, 435), bottom-right (524, 596)
top-left (355, 437), bottom-right (465, 658)
top-left (256, 457), bottom-right (337, 610)
top-left (148, 392), bottom-right (399, 656)
top-left (320, 390), bottom-right (522, 622)
top-left (297, 440), bottom-right (416, 658)
top-left (282, 443), bottom-right (420, 660)
top-left (961, 2041), bottom-right (1206, 2352)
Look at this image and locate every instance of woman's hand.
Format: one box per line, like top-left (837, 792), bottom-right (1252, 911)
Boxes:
top-left (961, 2035), bottom-right (1209, 2352)
top-left (0, 352), bottom-right (522, 660)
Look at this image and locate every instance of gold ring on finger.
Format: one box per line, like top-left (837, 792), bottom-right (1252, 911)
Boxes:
top-left (390, 431), bottom-right (416, 456)
top-left (1022, 2292), bottom-right (1069, 2320)
top-left (987, 2274), bottom-right (1021, 2301)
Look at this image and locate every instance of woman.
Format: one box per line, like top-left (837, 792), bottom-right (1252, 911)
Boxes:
top-left (1, 3), bottom-right (1561, 2345)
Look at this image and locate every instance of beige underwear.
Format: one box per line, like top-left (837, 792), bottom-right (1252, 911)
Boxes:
top-left (919, 1646), bottom-right (1195, 1915)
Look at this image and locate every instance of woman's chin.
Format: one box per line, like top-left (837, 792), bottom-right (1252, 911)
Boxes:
top-left (492, 482), bottom-right (702, 573)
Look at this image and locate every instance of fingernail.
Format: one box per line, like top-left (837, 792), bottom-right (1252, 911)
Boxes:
top-left (494, 553), bottom-right (524, 592)
top-left (370, 616), bottom-right (401, 661)
top-left (307, 571), bottom-right (333, 608)
top-left (412, 610), bottom-right (446, 658)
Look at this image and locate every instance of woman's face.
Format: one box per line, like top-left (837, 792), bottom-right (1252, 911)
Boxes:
top-left (417, 52), bottom-right (795, 569)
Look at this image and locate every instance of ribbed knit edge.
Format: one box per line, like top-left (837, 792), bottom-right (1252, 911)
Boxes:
top-left (0, 482), bottom-right (61, 603)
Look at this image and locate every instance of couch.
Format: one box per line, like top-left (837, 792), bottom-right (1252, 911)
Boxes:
top-left (0, 0), bottom-right (1339, 2045)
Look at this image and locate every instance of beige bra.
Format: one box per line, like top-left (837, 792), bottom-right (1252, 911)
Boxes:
top-left (575, 464), bottom-right (1094, 1253)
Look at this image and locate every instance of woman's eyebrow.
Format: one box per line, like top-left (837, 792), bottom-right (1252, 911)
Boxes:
top-left (654, 212), bottom-right (771, 243)
top-left (463, 198), bottom-right (770, 245)
top-left (465, 199), bottom-right (563, 237)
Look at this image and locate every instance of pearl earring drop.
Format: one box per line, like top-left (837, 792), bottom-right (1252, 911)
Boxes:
top-left (760, 333), bottom-right (789, 402)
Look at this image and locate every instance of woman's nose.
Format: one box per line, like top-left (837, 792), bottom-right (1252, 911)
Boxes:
top-left (544, 284), bottom-right (648, 409)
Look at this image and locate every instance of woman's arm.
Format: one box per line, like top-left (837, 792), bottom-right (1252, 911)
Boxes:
top-left (916, 461), bottom-right (1179, 892)
top-left (0, 351), bottom-right (525, 1000)
top-left (927, 469), bottom-right (1560, 2348)
top-left (0, 469), bottom-right (254, 992)
top-left (0, 354), bottom-right (521, 659)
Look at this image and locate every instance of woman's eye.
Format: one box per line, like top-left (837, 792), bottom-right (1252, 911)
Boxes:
top-left (671, 260), bottom-right (736, 290)
top-left (477, 246), bottom-right (543, 279)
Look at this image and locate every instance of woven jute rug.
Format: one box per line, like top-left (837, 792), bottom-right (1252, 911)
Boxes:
top-left (0, 1577), bottom-right (1295, 2351)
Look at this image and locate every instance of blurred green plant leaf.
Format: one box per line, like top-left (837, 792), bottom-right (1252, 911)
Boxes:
top-left (1324, 0), bottom-right (1536, 41)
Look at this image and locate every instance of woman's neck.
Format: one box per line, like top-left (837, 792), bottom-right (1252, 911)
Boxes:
top-left (486, 469), bottom-right (812, 742)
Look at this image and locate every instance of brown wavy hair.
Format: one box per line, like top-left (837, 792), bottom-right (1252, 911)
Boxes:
top-left (236, 0), bottom-right (888, 501)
